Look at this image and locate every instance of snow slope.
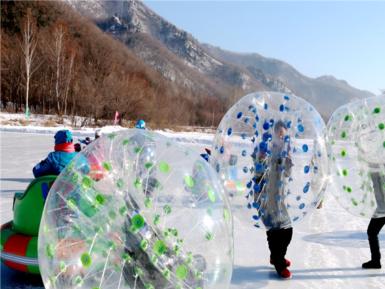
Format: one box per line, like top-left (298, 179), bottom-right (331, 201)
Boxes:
top-left (1, 131), bottom-right (384, 289)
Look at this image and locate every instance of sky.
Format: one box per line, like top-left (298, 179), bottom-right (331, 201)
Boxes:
top-left (143, 0), bottom-right (385, 94)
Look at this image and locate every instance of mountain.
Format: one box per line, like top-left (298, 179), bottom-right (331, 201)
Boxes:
top-left (1, 0), bottom-right (225, 126)
top-left (65, 0), bottom-right (265, 99)
top-left (66, 0), bottom-right (374, 118)
top-left (202, 44), bottom-right (375, 118)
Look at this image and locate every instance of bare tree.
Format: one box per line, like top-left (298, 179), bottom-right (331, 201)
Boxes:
top-left (19, 9), bottom-right (39, 118)
top-left (63, 49), bottom-right (75, 115)
top-left (51, 23), bottom-right (65, 114)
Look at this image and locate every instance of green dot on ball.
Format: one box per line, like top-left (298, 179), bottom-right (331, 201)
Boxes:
top-left (153, 214), bottom-right (160, 225)
top-left (159, 161), bottom-right (170, 173)
top-left (341, 131), bottom-right (347, 139)
top-left (153, 240), bottom-right (167, 256)
top-left (134, 178), bottom-right (142, 189)
top-left (82, 176), bottom-right (93, 189)
top-left (341, 149), bottom-right (347, 157)
top-left (46, 244), bottom-right (54, 258)
top-left (184, 175), bottom-right (195, 188)
top-left (140, 239), bottom-right (149, 251)
top-left (379, 123), bottom-right (385, 130)
top-left (163, 205), bottom-right (172, 215)
top-left (344, 114), bottom-right (351, 121)
top-left (176, 264), bottom-right (188, 280)
top-left (80, 253), bottom-right (92, 268)
top-left (373, 107), bottom-right (381, 114)
top-left (131, 214), bottom-right (145, 230)
top-left (342, 169), bottom-right (348, 176)
top-left (116, 179), bottom-right (124, 189)
top-left (207, 188), bottom-right (216, 203)
top-left (122, 139), bottom-right (130, 145)
top-left (145, 162), bottom-right (153, 170)
top-left (102, 162), bottom-right (112, 171)
top-left (95, 194), bottom-right (106, 205)
top-left (205, 232), bottom-right (214, 241)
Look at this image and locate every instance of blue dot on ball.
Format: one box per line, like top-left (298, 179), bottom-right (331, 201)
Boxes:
top-left (284, 95), bottom-right (290, 100)
top-left (299, 203), bottom-right (305, 210)
top-left (220, 146), bottom-right (224, 154)
top-left (241, 133), bottom-right (247, 139)
top-left (279, 104), bottom-right (285, 112)
top-left (242, 150), bottom-right (247, 157)
top-left (246, 181), bottom-right (252, 188)
top-left (284, 135), bottom-right (290, 143)
top-left (255, 115), bottom-right (259, 122)
top-left (298, 124), bottom-right (305, 132)
top-left (247, 203), bottom-right (252, 209)
top-left (262, 132), bottom-right (272, 142)
top-left (227, 128), bottom-right (232, 136)
top-left (302, 144), bottom-right (309, 152)
top-left (253, 122), bottom-right (257, 129)
top-left (252, 202), bottom-right (260, 209)
top-left (244, 117), bottom-right (250, 124)
top-left (255, 162), bottom-right (264, 172)
top-left (263, 121), bottom-right (270, 130)
top-left (252, 215), bottom-right (260, 221)
top-left (264, 103), bottom-right (268, 110)
top-left (243, 166), bottom-right (248, 173)
top-left (237, 112), bottom-right (243, 119)
top-left (286, 121), bottom-right (292, 128)
top-left (253, 183), bottom-right (261, 192)
top-left (296, 196), bottom-right (301, 201)
top-left (293, 216), bottom-right (299, 222)
top-left (303, 182), bottom-right (310, 193)
top-left (304, 165), bottom-right (310, 174)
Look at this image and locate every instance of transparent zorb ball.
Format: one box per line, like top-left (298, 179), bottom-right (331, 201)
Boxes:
top-left (39, 129), bottom-right (233, 289)
top-left (211, 91), bottom-right (328, 230)
top-left (327, 96), bottom-right (385, 217)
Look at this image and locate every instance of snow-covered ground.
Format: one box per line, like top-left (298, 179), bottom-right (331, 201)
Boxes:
top-left (1, 129), bottom-right (385, 289)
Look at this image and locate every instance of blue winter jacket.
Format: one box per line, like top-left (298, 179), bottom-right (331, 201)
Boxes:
top-left (33, 151), bottom-right (77, 178)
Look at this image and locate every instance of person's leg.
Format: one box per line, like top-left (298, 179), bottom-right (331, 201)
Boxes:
top-left (267, 229), bottom-right (289, 272)
top-left (266, 229), bottom-right (279, 263)
top-left (281, 227), bottom-right (293, 259)
top-left (363, 217), bottom-right (385, 268)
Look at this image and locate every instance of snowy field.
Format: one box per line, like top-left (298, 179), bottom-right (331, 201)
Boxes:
top-left (1, 130), bottom-right (385, 289)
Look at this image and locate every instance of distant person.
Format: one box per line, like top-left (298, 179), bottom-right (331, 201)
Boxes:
top-left (33, 130), bottom-right (77, 178)
top-left (74, 142), bottom-right (82, 152)
top-left (362, 162), bottom-right (385, 269)
top-left (135, 119), bottom-right (146, 129)
top-left (200, 148), bottom-right (211, 162)
top-left (253, 120), bottom-right (294, 279)
top-left (95, 130), bottom-right (101, 140)
top-left (80, 137), bottom-right (92, 145)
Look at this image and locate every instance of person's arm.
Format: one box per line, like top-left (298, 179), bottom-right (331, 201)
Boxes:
top-left (33, 156), bottom-right (53, 178)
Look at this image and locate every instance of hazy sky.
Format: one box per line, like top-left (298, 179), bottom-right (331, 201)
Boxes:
top-left (143, 0), bottom-right (384, 94)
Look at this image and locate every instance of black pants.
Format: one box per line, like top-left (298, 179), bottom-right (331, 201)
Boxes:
top-left (266, 227), bottom-right (293, 271)
top-left (367, 217), bottom-right (385, 261)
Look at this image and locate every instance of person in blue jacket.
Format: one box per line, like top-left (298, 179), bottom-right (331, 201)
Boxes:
top-left (33, 130), bottom-right (77, 178)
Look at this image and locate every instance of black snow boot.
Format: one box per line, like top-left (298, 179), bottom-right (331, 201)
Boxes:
top-left (362, 260), bottom-right (381, 269)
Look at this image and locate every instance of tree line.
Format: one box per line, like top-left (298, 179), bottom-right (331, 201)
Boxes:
top-left (1, 1), bottom-right (231, 127)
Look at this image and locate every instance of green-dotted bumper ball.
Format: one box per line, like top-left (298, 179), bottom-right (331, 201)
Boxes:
top-left (38, 129), bottom-right (233, 289)
top-left (327, 95), bottom-right (385, 218)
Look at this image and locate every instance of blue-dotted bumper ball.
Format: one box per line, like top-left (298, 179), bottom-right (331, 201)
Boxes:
top-left (38, 129), bottom-right (233, 289)
top-left (327, 96), bottom-right (385, 218)
top-left (211, 91), bottom-right (328, 230)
